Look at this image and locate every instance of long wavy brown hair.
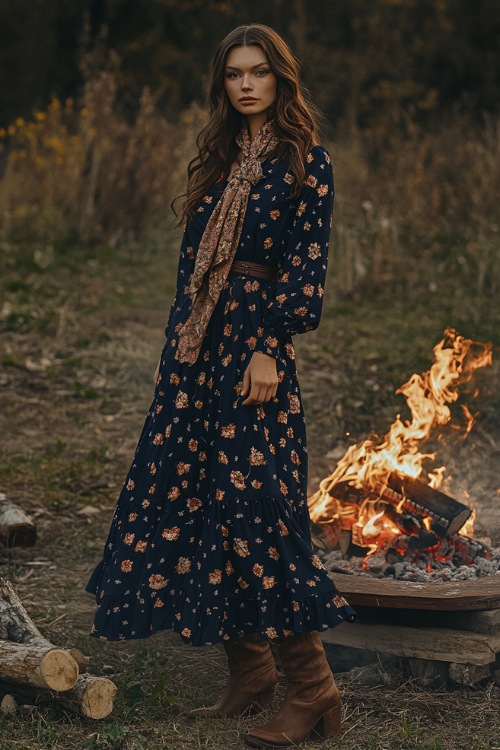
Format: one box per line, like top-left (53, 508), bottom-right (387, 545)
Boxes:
top-left (175, 24), bottom-right (322, 224)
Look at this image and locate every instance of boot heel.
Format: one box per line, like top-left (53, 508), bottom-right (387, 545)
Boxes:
top-left (314, 702), bottom-right (342, 738)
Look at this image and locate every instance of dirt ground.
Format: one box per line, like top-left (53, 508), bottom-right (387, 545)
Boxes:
top-left (0, 237), bottom-right (499, 749)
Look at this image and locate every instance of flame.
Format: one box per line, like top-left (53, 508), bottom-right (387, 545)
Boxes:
top-left (362, 510), bottom-right (386, 538)
top-left (460, 404), bottom-right (478, 436)
top-left (309, 329), bottom-right (492, 551)
top-left (461, 508), bottom-right (476, 537)
top-left (360, 509), bottom-right (399, 543)
top-left (423, 516), bottom-right (432, 531)
top-left (428, 465), bottom-right (446, 489)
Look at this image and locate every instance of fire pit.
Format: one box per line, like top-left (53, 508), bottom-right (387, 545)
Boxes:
top-left (308, 329), bottom-right (500, 687)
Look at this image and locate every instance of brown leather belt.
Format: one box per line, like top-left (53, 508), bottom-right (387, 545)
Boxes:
top-left (230, 260), bottom-right (278, 281)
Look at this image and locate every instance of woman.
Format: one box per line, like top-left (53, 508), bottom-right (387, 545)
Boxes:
top-left (86, 23), bottom-right (355, 749)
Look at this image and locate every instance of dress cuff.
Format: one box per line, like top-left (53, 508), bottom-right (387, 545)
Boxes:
top-left (254, 325), bottom-right (280, 359)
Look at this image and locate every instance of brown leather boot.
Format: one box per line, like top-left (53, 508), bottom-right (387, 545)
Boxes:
top-left (191, 633), bottom-right (278, 718)
top-left (243, 631), bottom-right (341, 748)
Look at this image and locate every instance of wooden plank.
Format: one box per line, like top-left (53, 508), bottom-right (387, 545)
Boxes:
top-left (331, 573), bottom-right (500, 611)
top-left (352, 606), bottom-right (500, 635)
top-left (321, 622), bottom-right (500, 665)
top-left (450, 608), bottom-right (500, 635)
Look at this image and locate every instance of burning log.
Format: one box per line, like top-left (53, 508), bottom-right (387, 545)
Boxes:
top-left (309, 474), bottom-right (493, 574)
top-left (382, 505), bottom-right (421, 536)
top-left (310, 473), bottom-right (473, 559)
top-left (389, 532), bottom-right (441, 554)
top-left (328, 473), bottom-right (472, 540)
top-left (431, 535), bottom-right (492, 566)
top-left (311, 516), bottom-right (344, 553)
top-left (386, 475), bottom-right (472, 537)
top-left (0, 493), bottom-right (37, 548)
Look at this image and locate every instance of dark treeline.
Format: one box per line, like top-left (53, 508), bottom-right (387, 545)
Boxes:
top-left (1, 0), bottom-right (499, 129)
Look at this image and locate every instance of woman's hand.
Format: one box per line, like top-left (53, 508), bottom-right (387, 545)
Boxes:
top-left (153, 357), bottom-right (161, 386)
top-left (241, 352), bottom-right (278, 406)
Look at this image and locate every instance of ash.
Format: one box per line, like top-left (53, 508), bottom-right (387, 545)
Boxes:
top-left (317, 543), bottom-right (500, 582)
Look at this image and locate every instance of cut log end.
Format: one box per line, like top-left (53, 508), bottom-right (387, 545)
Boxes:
top-left (0, 494), bottom-right (37, 548)
top-left (40, 649), bottom-right (79, 692)
top-left (77, 676), bottom-right (117, 719)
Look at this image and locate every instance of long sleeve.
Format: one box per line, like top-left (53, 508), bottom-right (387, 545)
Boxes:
top-left (164, 230), bottom-right (195, 337)
top-left (254, 146), bottom-right (334, 358)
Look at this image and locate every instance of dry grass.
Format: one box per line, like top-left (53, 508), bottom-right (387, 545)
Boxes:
top-left (0, 49), bottom-right (498, 302)
top-left (0, 220), bottom-right (499, 749)
top-left (0, 51), bottom-right (206, 247)
top-left (330, 115), bottom-right (500, 300)
top-left (0, 632), bottom-right (499, 749)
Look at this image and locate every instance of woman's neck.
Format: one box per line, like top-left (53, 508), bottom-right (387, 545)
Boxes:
top-left (246, 112), bottom-right (270, 140)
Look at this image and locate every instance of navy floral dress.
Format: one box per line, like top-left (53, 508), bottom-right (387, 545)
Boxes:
top-left (86, 145), bottom-right (356, 644)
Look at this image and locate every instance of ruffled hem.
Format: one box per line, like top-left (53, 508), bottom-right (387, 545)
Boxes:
top-left (87, 582), bottom-right (356, 646)
top-left (86, 489), bottom-right (357, 644)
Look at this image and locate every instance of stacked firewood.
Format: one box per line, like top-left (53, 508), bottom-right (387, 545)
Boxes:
top-left (310, 473), bottom-right (482, 560)
top-left (0, 494), bottom-right (116, 719)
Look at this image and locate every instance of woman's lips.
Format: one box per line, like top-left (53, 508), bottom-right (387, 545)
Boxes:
top-left (239, 98), bottom-right (258, 104)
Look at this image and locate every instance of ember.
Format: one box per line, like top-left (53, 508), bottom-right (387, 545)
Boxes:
top-left (308, 329), bottom-right (496, 579)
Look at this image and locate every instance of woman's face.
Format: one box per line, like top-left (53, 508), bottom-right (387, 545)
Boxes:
top-left (224, 45), bottom-right (277, 123)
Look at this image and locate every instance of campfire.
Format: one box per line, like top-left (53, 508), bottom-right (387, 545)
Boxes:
top-left (308, 328), bottom-right (499, 582)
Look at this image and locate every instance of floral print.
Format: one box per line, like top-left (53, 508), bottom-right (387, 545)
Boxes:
top-left (86, 145), bottom-right (356, 644)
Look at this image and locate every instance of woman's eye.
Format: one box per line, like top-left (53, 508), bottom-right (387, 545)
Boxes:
top-left (256, 69), bottom-right (269, 76)
top-left (226, 72), bottom-right (239, 79)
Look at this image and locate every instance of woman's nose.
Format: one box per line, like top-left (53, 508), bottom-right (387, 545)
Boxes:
top-left (241, 75), bottom-right (253, 91)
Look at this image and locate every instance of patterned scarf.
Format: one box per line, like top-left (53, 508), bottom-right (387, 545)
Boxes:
top-left (176, 119), bottom-right (279, 365)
